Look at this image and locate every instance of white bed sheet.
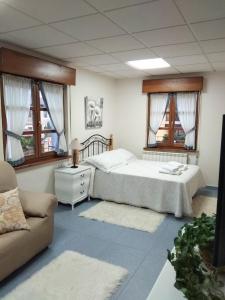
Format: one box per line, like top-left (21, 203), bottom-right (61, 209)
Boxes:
top-left (90, 160), bottom-right (205, 217)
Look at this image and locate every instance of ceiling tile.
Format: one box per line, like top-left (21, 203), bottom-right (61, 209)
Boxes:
top-left (65, 54), bottom-right (119, 65)
top-left (52, 14), bottom-right (125, 41)
top-left (166, 54), bottom-right (208, 66)
top-left (0, 25), bottom-right (75, 49)
top-left (82, 66), bottom-right (104, 72)
top-left (99, 71), bottom-right (121, 78)
top-left (152, 42), bottom-right (202, 58)
top-left (135, 26), bottom-right (195, 47)
top-left (100, 63), bottom-right (132, 71)
top-left (36, 42), bottom-right (102, 58)
top-left (66, 61), bottom-right (89, 68)
top-left (176, 63), bottom-right (212, 72)
top-left (112, 69), bottom-right (148, 77)
top-left (106, 0), bottom-right (184, 33)
top-left (191, 19), bottom-right (225, 40)
top-left (175, 0), bottom-right (225, 23)
top-left (207, 52), bottom-right (225, 62)
top-left (201, 39), bottom-right (225, 53)
top-left (146, 67), bottom-right (179, 75)
top-left (0, 2), bottom-right (41, 33)
top-left (111, 48), bottom-right (156, 62)
top-left (212, 62), bottom-right (225, 71)
top-left (6, 0), bottom-right (96, 23)
top-left (87, 35), bottom-right (144, 52)
top-left (86, 0), bottom-right (152, 11)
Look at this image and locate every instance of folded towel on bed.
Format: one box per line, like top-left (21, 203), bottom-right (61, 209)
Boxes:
top-left (168, 161), bottom-right (183, 167)
top-left (168, 161), bottom-right (188, 171)
top-left (159, 168), bottom-right (182, 175)
top-left (161, 164), bottom-right (179, 172)
top-left (180, 165), bottom-right (188, 171)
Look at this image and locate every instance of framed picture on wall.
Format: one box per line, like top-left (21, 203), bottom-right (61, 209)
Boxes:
top-left (84, 96), bottom-right (103, 129)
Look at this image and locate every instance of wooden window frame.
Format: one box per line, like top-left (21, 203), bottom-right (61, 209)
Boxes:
top-left (1, 75), bottom-right (68, 169)
top-left (146, 92), bottom-right (200, 151)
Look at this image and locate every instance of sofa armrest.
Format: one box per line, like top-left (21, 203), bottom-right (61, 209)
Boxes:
top-left (19, 189), bottom-right (58, 218)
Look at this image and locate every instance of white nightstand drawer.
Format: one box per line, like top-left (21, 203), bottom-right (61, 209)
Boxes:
top-left (74, 169), bottom-right (91, 181)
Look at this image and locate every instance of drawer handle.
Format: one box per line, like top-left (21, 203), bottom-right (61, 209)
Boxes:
top-left (81, 181), bottom-right (84, 186)
top-left (80, 174), bottom-right (85, 178)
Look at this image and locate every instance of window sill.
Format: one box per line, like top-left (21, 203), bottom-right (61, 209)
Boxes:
top-left (15, 155), bottom-right (71, 171)
top-left (143, 147), bottom-right (199, 154)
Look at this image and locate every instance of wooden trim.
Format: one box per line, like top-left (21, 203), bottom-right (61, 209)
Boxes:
top-left (15, 155), bottom-right (70, 171)
top-left (142, 77), bottom-right (203, 93)
top-left (109, 134), bottom-right (113, 151)
top-left (0, 47), bottom-right (76, 85)
top-left (169, 95), bottom-right (174, 145)
top-left (33, 82), bottom-right (40, 159)
top-left (195, 92), bottom-right (200, 151)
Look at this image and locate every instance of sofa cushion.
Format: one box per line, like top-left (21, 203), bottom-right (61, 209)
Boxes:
top-left (0, 161), bottom-right (17, 193)
top-left (19, 190), bottom-right (57, 218)
top-left (0, 188), bottom-right (30, 235)
top-left (0, 216), bottom-right (53, 282)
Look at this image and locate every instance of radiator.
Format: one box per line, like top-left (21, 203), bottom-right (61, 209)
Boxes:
top-left (142, 150), bottom-right (188, 164)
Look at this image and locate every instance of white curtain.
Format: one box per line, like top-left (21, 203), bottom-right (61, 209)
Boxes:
top-left (176, 92), bottom-right (198, 149)
top-left (3, 74), bottom-right (31, 166)
top-left (148, 93), bottom-right (169, 146)
top-left (40, 82), bottom-right (67, 154)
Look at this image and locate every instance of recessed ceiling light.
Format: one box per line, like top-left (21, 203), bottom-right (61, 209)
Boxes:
top-left (126, 58), bottom-right (170, 70)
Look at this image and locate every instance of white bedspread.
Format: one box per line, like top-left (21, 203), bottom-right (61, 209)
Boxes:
top-left (89, 160), bottom-right (205, 217)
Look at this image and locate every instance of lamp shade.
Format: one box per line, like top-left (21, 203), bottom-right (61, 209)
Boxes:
top-left (70, 138), bottom-right (81, 150)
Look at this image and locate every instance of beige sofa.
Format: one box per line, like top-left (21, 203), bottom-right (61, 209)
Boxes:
top-left (0, 161), bottom-right (57, 282)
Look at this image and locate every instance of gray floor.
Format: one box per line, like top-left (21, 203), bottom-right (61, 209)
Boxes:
top-left (0, 187), bottom-right (217, 300)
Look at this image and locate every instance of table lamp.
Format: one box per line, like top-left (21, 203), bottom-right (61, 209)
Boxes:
top-left (70, 138), bottom-right (81, 168)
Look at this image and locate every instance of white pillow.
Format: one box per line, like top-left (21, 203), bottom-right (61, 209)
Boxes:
top-left (116, 148), bottom-right (136, 162)
top-left (85, 148), bottom-right (135, 172)
top-left (85, 151), bottom-right (123, 172)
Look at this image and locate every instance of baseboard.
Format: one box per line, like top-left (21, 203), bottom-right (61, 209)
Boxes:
top-left (206, 185), bottom-right (218, 190)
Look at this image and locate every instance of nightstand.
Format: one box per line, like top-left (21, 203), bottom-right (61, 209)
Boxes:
top-left (54, 165), bottom-right (91, 210)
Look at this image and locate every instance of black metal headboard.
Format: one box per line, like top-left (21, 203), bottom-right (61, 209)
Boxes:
top-left (79, 134), bottom-right (113, 161)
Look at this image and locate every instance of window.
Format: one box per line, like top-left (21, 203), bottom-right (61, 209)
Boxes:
top-left (21, 87), bottom-right (59, 160)
top-left (147, 92), bottom-right (199, 150)
top-left (156, 95), bottom-right (186, 148)
top-left (1, 74), bottom-right (67, 167)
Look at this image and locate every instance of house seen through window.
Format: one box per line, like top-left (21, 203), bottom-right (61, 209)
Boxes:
top-left (156, 96), bottom-right (186, 148)
top-left (21, 91), bottom-right (58, 158)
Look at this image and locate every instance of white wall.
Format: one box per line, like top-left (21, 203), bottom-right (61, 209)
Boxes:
top-left (114, 78), bottom-right (147, 158)
top-left (69, 69), bottom-right (116, 143)
top-left (16, 161), bottom-right (68, 193)
top-left (198, 72), bottom-right (225, 186)
top-left (115, 72), bottom-right (225, 187)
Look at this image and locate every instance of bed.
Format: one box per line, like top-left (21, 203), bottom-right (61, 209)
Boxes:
top-left (79, 134), bottom-right (205, 217)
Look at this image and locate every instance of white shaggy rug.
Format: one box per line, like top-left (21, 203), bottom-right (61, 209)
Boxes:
top-left (192, 195), bottom-right (217, 217)
top-left (2, 251), bottom-right (128, 300)
top-left (79, 201), bottom-right (165, 233)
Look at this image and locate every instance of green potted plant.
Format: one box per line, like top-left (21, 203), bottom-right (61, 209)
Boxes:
top-left (168, 214), bottom-right (225, 300)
